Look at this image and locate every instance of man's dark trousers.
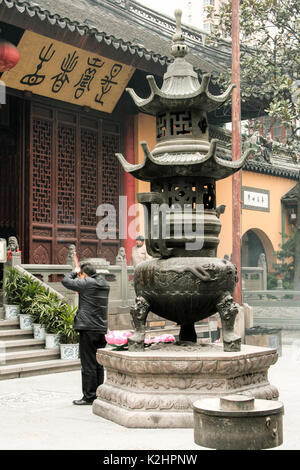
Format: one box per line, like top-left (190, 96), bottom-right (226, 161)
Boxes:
top-left (79, 331), bottom-right (106, 402)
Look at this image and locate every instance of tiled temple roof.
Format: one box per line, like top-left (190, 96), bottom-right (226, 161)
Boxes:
top-left (281, 183), bottom-right (299, 202)
top-left (209, 127), bottom-right (300, 180)
top-left (0, 0), bottom-right (232, 75)
top-left (244, 158), bottom-right (299, 180)
top-left (0, 0), bottom-right (271, 121)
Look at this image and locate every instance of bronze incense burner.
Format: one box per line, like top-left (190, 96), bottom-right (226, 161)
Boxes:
top-left (116, 10), bottom-right (251, 352)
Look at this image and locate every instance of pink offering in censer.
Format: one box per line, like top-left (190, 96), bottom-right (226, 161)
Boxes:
top-left (105, 330), bottom-right (133, 346)
top-left (105, 331), bottom-right (176, 347)
top-left (145, 334), bottom-right (176, 344)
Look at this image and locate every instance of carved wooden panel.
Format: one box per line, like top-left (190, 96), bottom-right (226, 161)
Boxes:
top-left (101, 245), bottom-right (116, 265)
top-left (32, 242), bottom-right (51, 264)
top-left (79, 244), bottom-right (97, 260)
top-left (101, 243), bottom-right (120, 265)
top-left (56, 244), bottom-right (69, 265)
top-left (33, 227), bottom-right (52, 237)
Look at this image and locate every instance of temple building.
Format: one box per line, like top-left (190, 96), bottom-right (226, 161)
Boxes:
top-left (0, 0), bottom-right (298, 275)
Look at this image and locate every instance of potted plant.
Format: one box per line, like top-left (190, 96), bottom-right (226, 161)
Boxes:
top-left (31, 289), bottom-right (64, 349)
top-left (57, 304), bottom-right (79, 360)
top-left (19, 275), bottom-right (44, 330)
top-left (30, 297), bottom-right (46, 340)
top-left (37, 291), bottom-right (64, 349)
top-left (3, 268), bottom-right (25, 319)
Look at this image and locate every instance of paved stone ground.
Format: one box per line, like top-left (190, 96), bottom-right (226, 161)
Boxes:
top-left (0, 331), bottom-right (299, 451)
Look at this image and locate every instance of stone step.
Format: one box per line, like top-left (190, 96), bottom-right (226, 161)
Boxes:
top-left (0, 358), bottom-right (81, 380)
top-left (1, 348), bottom-right (60, 365)
top-left (0, 328), bottom-right (33, 341)
top-left (2, 338), bottom-right (46, 352)
top-left (0, 318), bottom-right (19, 330)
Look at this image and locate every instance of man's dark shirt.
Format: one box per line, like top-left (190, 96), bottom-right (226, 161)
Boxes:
top-left (62, 272), bottom-right (110, 332)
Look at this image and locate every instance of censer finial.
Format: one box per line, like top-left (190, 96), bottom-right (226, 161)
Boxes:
top-left (171, 9), bottom-right (188, 58)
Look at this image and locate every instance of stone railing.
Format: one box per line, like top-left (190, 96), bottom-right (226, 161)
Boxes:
top-left (14, 265), bottom-right (66, 301)
top-left (3, 247), bottom-right (136, 329)
top-left (242, 289), bottom-right (300, 306)
top-left (242, 289), bottom-right (300, 330)
top-left (20, 264), bottom-right (73, 284)
top-left (4, 252), bottom-right (76, 306)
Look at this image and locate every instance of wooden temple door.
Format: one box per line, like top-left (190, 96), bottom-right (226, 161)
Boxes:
top-left (0, 97), bottom-right (20, 242)
top-left (29, 101), bottom-right (121, 265)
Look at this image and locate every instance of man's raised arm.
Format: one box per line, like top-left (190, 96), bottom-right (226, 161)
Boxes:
top-left (62, 271), bottom-right (86, 293)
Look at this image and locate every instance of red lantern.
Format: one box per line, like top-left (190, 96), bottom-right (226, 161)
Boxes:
top-left (0, 40), bottom-right (20, 72)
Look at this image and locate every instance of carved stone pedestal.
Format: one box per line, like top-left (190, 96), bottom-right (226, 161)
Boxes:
top-left (92, 342), bottom-right (279, 428)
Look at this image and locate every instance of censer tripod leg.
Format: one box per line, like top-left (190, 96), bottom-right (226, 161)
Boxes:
top-left (216, 292), bottom-right (241, 352)
top-left (178, 324), bottom-right (197, 343)
top-left (128, 296), bottom-right (150, 352)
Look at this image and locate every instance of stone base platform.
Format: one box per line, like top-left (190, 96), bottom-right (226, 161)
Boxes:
top-left (92, 342), bottom-right (279, 428)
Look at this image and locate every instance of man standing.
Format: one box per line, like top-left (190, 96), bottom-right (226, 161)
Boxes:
top-left (130, 235), bottom-right (151, 267)
top-left (62, 263), bottom-right (110, 405)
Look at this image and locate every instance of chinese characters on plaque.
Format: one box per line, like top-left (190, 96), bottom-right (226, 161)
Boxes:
top-left (2, 31), bottom-right (135, 113)
top-left (242, 187), bottom-right (270, 212)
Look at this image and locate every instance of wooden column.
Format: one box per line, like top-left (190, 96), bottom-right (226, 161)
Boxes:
top-left (232, 0), bottom-right (242, 304)
top-left (123, 115), bottom-right (136, 265)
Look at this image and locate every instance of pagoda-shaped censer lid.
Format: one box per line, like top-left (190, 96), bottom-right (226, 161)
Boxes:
top-left (116, 9), bottom-right (252, 182)
top-left (126, 9), bottom-right (234, 113)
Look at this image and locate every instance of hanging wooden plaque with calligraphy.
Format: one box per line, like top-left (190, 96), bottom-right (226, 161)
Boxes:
top-left (2, 31), bottom-right (135, 113)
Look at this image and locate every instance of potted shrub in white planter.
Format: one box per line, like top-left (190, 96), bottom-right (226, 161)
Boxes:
top-left (19, 312), bottom-right (33, 330)
top-left (33, 322), bottom-right (46, 340)
top-left (31, 288), bottom-right (62, 349)
top-left (30, 296), bottom-right (46, 340)
top-left (19, 275), bottom-right (44, 330)
top-left (57, 305), bottom-right (79, 360)
top-left (38, 292), bottom-right (65, 349)
top-left (3, 268), bottom-right (25, 319)
top-left (45, 333), bottom-right (60, 349)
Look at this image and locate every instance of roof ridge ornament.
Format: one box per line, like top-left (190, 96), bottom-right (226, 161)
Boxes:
top-left (171, 9), bottom-right (188, 58)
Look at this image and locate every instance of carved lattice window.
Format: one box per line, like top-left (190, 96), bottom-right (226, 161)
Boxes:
top-left (80, 128), bottom-right (98, 226)
top-left (30, 105), bottom-right (121, 265)
top-left (32, 118), bottom-right (52, 223)
top-left (102, 132), bottom-right (120, 226)
top-left (57, 124), bottom-right (76, 225)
